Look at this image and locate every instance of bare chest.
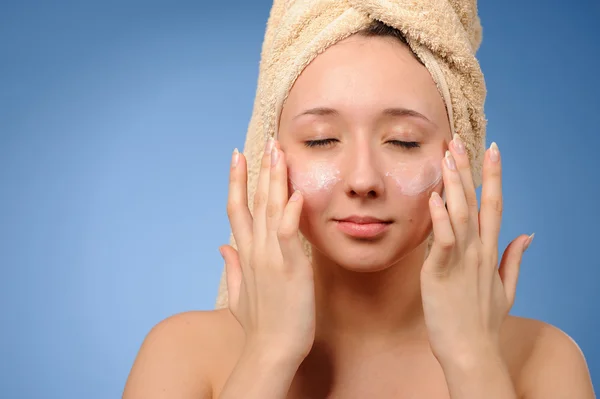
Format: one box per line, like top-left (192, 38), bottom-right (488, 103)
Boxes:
top-left (286, 371), bottom-right (451, 399)
top-left (211, 350), bottom-right (451, 399)
top-left (208, 314), bottom-right (532, 399)
top-left (286, 349), bottom-right (453, 399)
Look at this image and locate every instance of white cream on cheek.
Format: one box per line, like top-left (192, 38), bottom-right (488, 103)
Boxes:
top-left (287, 157), bottom-right (441, 197)
top-left (384, 159), bottom-right (442, 196)
top-left (289, 161), bottom-right (341, 195)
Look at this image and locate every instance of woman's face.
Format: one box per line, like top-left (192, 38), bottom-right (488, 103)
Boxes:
top-left (277, 34), bottom-right (450, 272)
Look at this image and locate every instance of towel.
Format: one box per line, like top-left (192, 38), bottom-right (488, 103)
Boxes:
top-left (215, 0), bottom-right (487, 309)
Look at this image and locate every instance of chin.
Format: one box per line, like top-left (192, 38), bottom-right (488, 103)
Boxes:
top-left (336, 255), bottom-right (396, 272)
top-left (306, 223), bottom-right (421, 273)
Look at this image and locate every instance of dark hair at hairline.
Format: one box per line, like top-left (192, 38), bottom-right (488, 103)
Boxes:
top-left (357, 20), bottom-right (424, 66)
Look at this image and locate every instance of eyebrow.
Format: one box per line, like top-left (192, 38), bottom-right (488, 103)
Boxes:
top-left (292, 106), bottom-right (437, 127)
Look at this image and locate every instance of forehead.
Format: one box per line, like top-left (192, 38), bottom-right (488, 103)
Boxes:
top-left (279, 35), bottom-right (449, 132)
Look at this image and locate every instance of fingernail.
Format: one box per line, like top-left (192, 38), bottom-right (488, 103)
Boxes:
top-left (231, 148), bottom-right (239, 168)
top-left (490, 142), bottom-right (500, 163)
top-left (452, 133), bottom-right (465, 154)
top-left (271, 147), bottom-right (279, 167)
top-left (523, 233), bottom-right (535, 251)
top-left (430, 191), bottom-right (444, 207)
top-left (290, 190), bottom-right (302, 201)
top-left (444, 150), bottom-right (456, 170)
top-left (265, 137), bottom-right (274, 154)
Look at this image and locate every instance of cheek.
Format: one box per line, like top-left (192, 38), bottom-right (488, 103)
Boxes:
top-left (288, 162), bottom-right (340, 236)
top-left (385, 159), bottom-right (442, 197)
top-left (287, 161), bottom-right (341, 198)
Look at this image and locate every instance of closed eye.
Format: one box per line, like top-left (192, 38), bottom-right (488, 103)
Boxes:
top-left (305, 139), bottom-right (420, 149)
top-left (304, 138), bottom-right (338, 148)
top-left (389, 140), bottom-right (420, 149)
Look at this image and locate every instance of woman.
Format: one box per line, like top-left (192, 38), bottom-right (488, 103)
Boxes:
top-left (123, 7), bottom-right (595, 399)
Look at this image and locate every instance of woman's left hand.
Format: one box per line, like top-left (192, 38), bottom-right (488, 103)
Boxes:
top-left (421, 134), bottom-right (534, 367)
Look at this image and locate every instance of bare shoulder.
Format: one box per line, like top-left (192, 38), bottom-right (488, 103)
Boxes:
top-left (502, 315), bottom-right (595, 398)
top-left (123, 308), bottom-right (244, 399)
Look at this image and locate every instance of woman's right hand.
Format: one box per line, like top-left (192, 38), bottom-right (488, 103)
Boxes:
top-left (219, 138), bottom-right (316, 364)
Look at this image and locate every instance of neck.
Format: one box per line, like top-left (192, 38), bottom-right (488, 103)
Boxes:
top-left (311, 240), bottom-right (430, 350)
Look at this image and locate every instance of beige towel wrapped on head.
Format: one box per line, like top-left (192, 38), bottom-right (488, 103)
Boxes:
top-left (215, 0), bottom-right (487, 309)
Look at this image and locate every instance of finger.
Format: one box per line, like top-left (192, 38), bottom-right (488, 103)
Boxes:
top-left (220, 245), bottom-right (242, 310)
top-left (479, 142), bottom-right (503, 250)
top-left (226, 148), bottom-right (253, 260)
top-left (442, 150), bottom-right (470, 246)
top-left (449, 134), bottom-right (479, 237)
top-left (424, 191), bottom-right (456, 276)
top-left (277, 190), bottom-right (309, 273)
top-left (266, 147), bottom-right (289, 234)
top-left (253, 137), bottom-right (275, 241)
top-left (497, 234), bottom-right (530, 307)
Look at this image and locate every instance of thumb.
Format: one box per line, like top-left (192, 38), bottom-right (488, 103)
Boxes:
top-left (498, 234), bottom-right (533, 307)
top-left (220, 245), bottom-right (242, 310)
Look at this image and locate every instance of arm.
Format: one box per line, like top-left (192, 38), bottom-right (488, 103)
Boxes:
top-left (217, 343), bottom-right (302, 399)
top-left (438, 343), bottom-right (519, 399)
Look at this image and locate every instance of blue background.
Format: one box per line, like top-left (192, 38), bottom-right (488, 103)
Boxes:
top-left (1, 1), bottom-right (598, 397)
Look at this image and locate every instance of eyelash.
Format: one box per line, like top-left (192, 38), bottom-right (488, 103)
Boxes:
top-left (304, 139), bottom-right (420, 149)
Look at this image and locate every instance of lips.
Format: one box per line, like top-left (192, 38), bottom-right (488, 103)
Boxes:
top-left (337, 216), bottom-right (390, 224)
top-left (334, 215), bottom-right (392, 238)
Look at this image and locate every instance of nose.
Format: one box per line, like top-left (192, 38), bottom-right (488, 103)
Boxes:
top-left (343, 144), bottom-right (385, 199)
